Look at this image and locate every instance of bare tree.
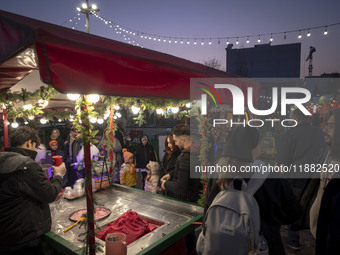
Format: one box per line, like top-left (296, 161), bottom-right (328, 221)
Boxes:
top-left (203, 57), bottom-right (224, 71)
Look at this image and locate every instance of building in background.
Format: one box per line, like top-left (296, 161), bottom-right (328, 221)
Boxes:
top-left (226, 43), bottom-right (301, 78)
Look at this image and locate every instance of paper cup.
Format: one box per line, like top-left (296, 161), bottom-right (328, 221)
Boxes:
top-left (52, 155), bottom-right (63, 166)
top-left (105, 233), bottom-right (127, 255)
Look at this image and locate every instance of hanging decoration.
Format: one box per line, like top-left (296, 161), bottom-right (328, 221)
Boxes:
top-left (0, 85), bottom-right (58, 119)
top-left (190, 104), bottom-right (212, 207)
top-left (92, 12), bottom-right (340, 47)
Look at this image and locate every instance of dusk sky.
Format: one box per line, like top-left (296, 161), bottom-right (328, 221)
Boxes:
top-left (1, 0), bottom-right (340, 77)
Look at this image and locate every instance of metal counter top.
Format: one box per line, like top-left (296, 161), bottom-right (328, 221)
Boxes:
top-left (49, 184), bottom-right (203, 254)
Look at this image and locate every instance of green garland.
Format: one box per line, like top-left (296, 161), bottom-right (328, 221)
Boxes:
top-left (0, 85), bottom-right (58, 119)
top-left (191, 105), bottom-right (212, 207)
top-left (73, 96), bottom-right (102, 254)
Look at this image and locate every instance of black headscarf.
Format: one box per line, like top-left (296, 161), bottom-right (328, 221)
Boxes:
top-left (222, 126), bottom-right (259, 162)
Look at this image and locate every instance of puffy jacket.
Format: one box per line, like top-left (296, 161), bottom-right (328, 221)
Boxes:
top-left (135, 139), bottom-right (157, 169)
top-left (164, 149), bottom-right (202, 202)
top-left (120, 163), bottom-right (138, 187)
top-left (0, 147), bottom-right (62, 247)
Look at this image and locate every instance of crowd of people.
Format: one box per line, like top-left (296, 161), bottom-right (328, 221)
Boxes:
top-left (1, 107), bottom-right (339, 254)
top-left (200, 108), bottom-right (340, 255)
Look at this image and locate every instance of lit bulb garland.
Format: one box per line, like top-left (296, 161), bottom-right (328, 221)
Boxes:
top-left (91, 13), bottom-right (339, 47)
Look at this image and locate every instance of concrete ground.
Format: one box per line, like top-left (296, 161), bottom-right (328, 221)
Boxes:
top-left (281, 226), bottom-right (316, 255)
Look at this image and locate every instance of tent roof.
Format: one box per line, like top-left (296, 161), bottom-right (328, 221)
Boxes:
top-left (0, 10), bottom-right (247, 100)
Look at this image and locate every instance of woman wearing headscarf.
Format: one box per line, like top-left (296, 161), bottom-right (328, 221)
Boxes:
top-left (158, 134), bottom-right (180, 196)
top-left (204, 126), bottom-right (302, 255)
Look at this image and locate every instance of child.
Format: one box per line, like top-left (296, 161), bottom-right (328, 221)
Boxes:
top-left (49, 140), bottom-right (64, 160)
top-left (120, 148), bottom-right (138, 187)
top-left (145, 161), bottom-right (159, 193)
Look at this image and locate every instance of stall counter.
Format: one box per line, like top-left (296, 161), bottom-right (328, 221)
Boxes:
top-left (46, 184), bottom-right (203, 254)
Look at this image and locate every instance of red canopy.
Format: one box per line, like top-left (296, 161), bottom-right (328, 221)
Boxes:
top-left (0, 10), bottom-right (259, 101)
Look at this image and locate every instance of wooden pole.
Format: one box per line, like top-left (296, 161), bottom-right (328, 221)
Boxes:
top-left (109, 105), bottom-right (114, 176)
top-left (4, 109), bottom-right (8, 148)
top-left (81, 97), bottom-right (95, 255)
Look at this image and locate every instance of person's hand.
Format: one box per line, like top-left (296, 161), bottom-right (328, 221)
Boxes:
top-left (161, 179), bottom-right (166, 190)
top-left (53, 163), bottom-right (66, 178)
top-left (161, 174), bottom-right (170, 182)
top-left (55, 189), bottom-right (65, 201)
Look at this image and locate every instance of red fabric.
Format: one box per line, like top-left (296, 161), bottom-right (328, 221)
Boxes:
top-left (0, 10), bottom-right (260, 103)
top-left (96, 211), bottom-right (153, 244)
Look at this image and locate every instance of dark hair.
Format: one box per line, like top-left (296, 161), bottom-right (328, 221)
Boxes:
top-left (165, 135), bottom-right (179, 159)
top-left (172, 124), bottom-right (190, 137)
top-left (10, 127), bottom-right (40, 148)
top-left (291, 108), bottom-right (309, 122)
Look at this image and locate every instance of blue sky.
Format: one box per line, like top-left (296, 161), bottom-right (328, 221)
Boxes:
top-left (1, 0), bottom-right (340, 76)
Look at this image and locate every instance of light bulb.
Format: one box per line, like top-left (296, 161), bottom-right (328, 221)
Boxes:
top-left (40, 118), bottom-right (47, 124)
top-left (97, 118), bottom-right (104, 124)
top-left (186, 103), bottom-right (191, 108)
top-left (24, 121), bottom-right (28, 125)
top-left (116, 112), bottom-right (121, 118)
top-left (131, 106), bottom-right (140, 115)
top-left (11, 122), bottom-right (19, 128)
top-left (91, 4), bottom-right (97, 9)
top-left (90, 117), bottom-right (97, 123)
top-left (76, 7), bottom-right (81, 12)
top-left (23, 104), bottom-right (32, 110)
top-left (156, 109), bottom-right (163, 115)
top-left (67, 94), bottom-right (80, 100)
top-left (28, 116), bottom-right (34, 120)
top-left (307, 31), bottom-right (311, 37)
top-left (171, 107), bottom-right (179, 113)
top-left (87, 94), bottom-right (100, 103)
top-left (58, 119), bottom-right (62, 122)
top-left (324, 26), bottom-right (328, 35)
top-left (82, 3), bottom-right (87, 9)
top-left (113, 105), bottom-right (120, 110)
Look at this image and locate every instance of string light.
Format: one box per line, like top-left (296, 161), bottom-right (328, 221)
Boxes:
top-left (90, 13), bottom-right (340, 47)
top-left (298, 31), bottom-right (302, 39)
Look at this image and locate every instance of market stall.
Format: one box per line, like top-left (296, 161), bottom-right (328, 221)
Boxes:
top-left (49, 184), bottom-right (203, 254)
top-left (0, 10), bottom-right (260, 254)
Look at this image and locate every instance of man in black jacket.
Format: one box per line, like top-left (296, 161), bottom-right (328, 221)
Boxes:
top-left (161, 124), bottom-right (202, 202)
top-left (315, 108), bottom-right (340, 255)
top-left (277, 108), bottom-right (327, 250)
top-left (0, 127), bottom-right (66, 254)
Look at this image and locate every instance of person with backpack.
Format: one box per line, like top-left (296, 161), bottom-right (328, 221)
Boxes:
top-left (202, 126), bottom-right (302, 255)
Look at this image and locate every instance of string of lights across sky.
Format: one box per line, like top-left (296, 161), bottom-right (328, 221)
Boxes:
top-left (64, 8), bottom-right (340, 48)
